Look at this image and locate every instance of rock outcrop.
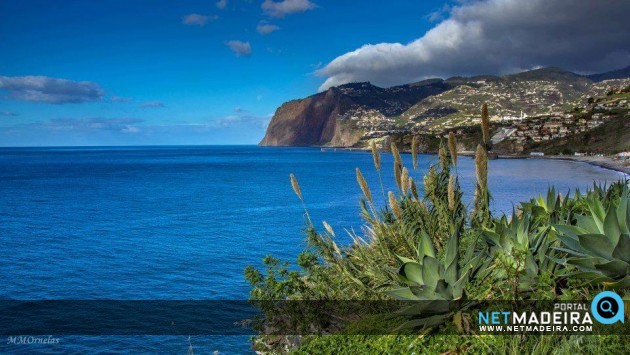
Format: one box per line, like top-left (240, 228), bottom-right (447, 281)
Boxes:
top-left (259, 80), bottom-right (453, 146)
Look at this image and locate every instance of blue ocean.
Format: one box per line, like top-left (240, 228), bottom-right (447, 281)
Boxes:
top-left (0, 146), bottom-right (625, 353)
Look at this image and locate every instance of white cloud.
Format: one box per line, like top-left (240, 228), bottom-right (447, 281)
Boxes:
top-left (0, 75), bottom-right (104, 104)
top-left (139, 101), bottom-right (165, 108)
top-left (182, 13), bottom-right (217, 26)
top-left (226, 40), bottom-right (252, 56)
top-left (257, 23), bottom-right (280, 35)
top-left (216, 0), bottom-right (227, 10)
top-left (262, 0), bottom-right (316, 18)
top-left (318, 0), bottom-right (630, 91)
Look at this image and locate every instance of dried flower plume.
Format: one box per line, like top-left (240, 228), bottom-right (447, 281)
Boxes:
top-left (290, 173), bottom-right (303, 201)
top-left (356, 167), bottom-right (373, 203)
top-left (388, 191), bottom-right (402, 220)
top-left (448, 131), bottom-right (458, 166)
top-left (370, 140), bottom-right (381, 172)
top-left (401, 167), bottom-right (409, 193)
top-left (323, 221), bottom-right (335, 237)
top-left (412, 135), bottom-right (418, 170)
top-left (391, 143), bottom-right (403, 190)
top-left (474, 144), bottom-right (488, 189)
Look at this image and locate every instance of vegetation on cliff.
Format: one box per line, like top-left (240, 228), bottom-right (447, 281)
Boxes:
top-left (246, 106), bottom-right (629, 353)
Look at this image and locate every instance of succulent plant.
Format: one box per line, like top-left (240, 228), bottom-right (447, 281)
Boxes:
top-left (482, 211), bottom-right (558, 296)
top-left (553, 188), bottom-right (630, 289)
top-left (384, 229), bottom-right (488, 329)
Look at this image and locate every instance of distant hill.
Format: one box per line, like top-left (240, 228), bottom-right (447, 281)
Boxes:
top-left (587, 65), bottom-right (630, 82)
top-left (259, 80), bottom-right (453, 146)
top-left (260, 66), bottom-right (630, 147)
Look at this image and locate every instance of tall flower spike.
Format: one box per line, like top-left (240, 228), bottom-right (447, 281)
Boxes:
top-left (412, 135), bottom-right (418, 170)
top-left (410, 179), bottom-right (419, 200)
top-left (290, 173), bottom-right (303, 201)
top-left (391, 143), bottom-right (403, 190)
top-left (439, 143), bottom-right (449, 170)
top-left (370, 140), bottom-right (381, 172)
top-left (356, 168), bottom-right (373, 203)
top-left (388, 191), bottom-right (402, 220)
top-left (322, 221), bottom-right (335, 237)
top-left (401, 167), bottom-right (409, 194)
top-left (475, 144), bottom-right (488, 190)
top-left (448, 131), bottom-right (458, 166)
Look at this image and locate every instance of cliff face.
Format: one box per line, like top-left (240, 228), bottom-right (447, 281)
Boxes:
top-left (259, 80), bottom-right (453, 146)
top-left (259, 89), bottom-right (347, 146)
top-left (259, 66), bottom-right (630, 147)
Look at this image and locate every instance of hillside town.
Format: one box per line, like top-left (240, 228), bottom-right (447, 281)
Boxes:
top-left (335, 78), bottom-right (629, 155)
top-left (490, 84), bottom-right (629, 150)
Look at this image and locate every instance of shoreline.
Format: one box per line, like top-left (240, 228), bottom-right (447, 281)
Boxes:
top-left (319, 146), bottom-right (630, 175)
top-left (529, 155), bottom-right (630, 176)
top-left (456, 152), bottom-right (629, 175)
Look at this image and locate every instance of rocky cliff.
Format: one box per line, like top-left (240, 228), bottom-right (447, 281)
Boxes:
top-left (259, 80), bottom-right (453, 146)
top-left (260, 66), bottom-right (630, 147)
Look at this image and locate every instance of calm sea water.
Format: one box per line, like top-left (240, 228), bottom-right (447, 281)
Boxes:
top-left (0, 146), bottom-right (625, 353)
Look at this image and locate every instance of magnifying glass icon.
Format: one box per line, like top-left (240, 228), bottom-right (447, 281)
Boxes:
top-left (600, 300), bottom-right (613, 314)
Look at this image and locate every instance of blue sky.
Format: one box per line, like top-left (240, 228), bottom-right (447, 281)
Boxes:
top-left (1, 0), bottom-right (629, 146)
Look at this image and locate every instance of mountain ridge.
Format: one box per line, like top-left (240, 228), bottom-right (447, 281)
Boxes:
top-left (260, 66), bottom-right (630, 147)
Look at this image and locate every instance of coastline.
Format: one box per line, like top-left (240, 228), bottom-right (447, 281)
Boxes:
top-left (531, 155), bottom-right (630, 176)
top-left (320, 146), bottom-right (630, 175)
top-left (451, 153), bottom-right (629, 175)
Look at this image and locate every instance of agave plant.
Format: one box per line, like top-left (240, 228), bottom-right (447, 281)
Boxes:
top-left (383, 229), bottom-right (488, 329)
top-left (552, 189), bottom-right (630, 289)
top-left (481, 211), bottom-right (559, 297)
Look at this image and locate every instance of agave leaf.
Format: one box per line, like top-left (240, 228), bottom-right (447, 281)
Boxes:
top-left (526, 253), bottom-right (538, 275)
top-left (567, 271), bottom-right (614, 284)
top-left (399, 261), bottom-right (424, 286)
top-left (575, 215), bottom-right (600, 234)
top-left (553, 246), bottom-right (587, 257)
top-left (385, 287), bottom-right (420, 300)
top-left (451, 269), bottom-right (470, 300)
top-left (422, 256), bottom-right (440, 291)
top-left (603, 204), bottom-right (621, 246)
top-left (444, 235), bottom-right (459, 285)
top-left (617, 195), bottom-right (629, 234)
top-left (602, 275), bottom-right (630, 289)
top-left (566, 256), bottom-right (607, 271)
top-left (417, 231), bottom-right (436, 260)
top-left (588, 199), bottom-right (606, 233)
top-left (444, 231), bottom-right (459, 275)
top-left (410, 285), bottom-right (445, 300)
top-left (396, 255), bottom-right (417, 264)
top-left (594, 259), bottom-right (630, 278)
top-left (612, 233), bottom-right (630, 264)
top-left (578, 233), bottom-right (615, 259)
top-left (435, 280), bottom-right (451, 299)
top-left (554, 224), bottom-right (586, 243)
top-left (531, 205), bottom-right (547, 217)
top-left (482, 227), bottom-right (502, 247)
